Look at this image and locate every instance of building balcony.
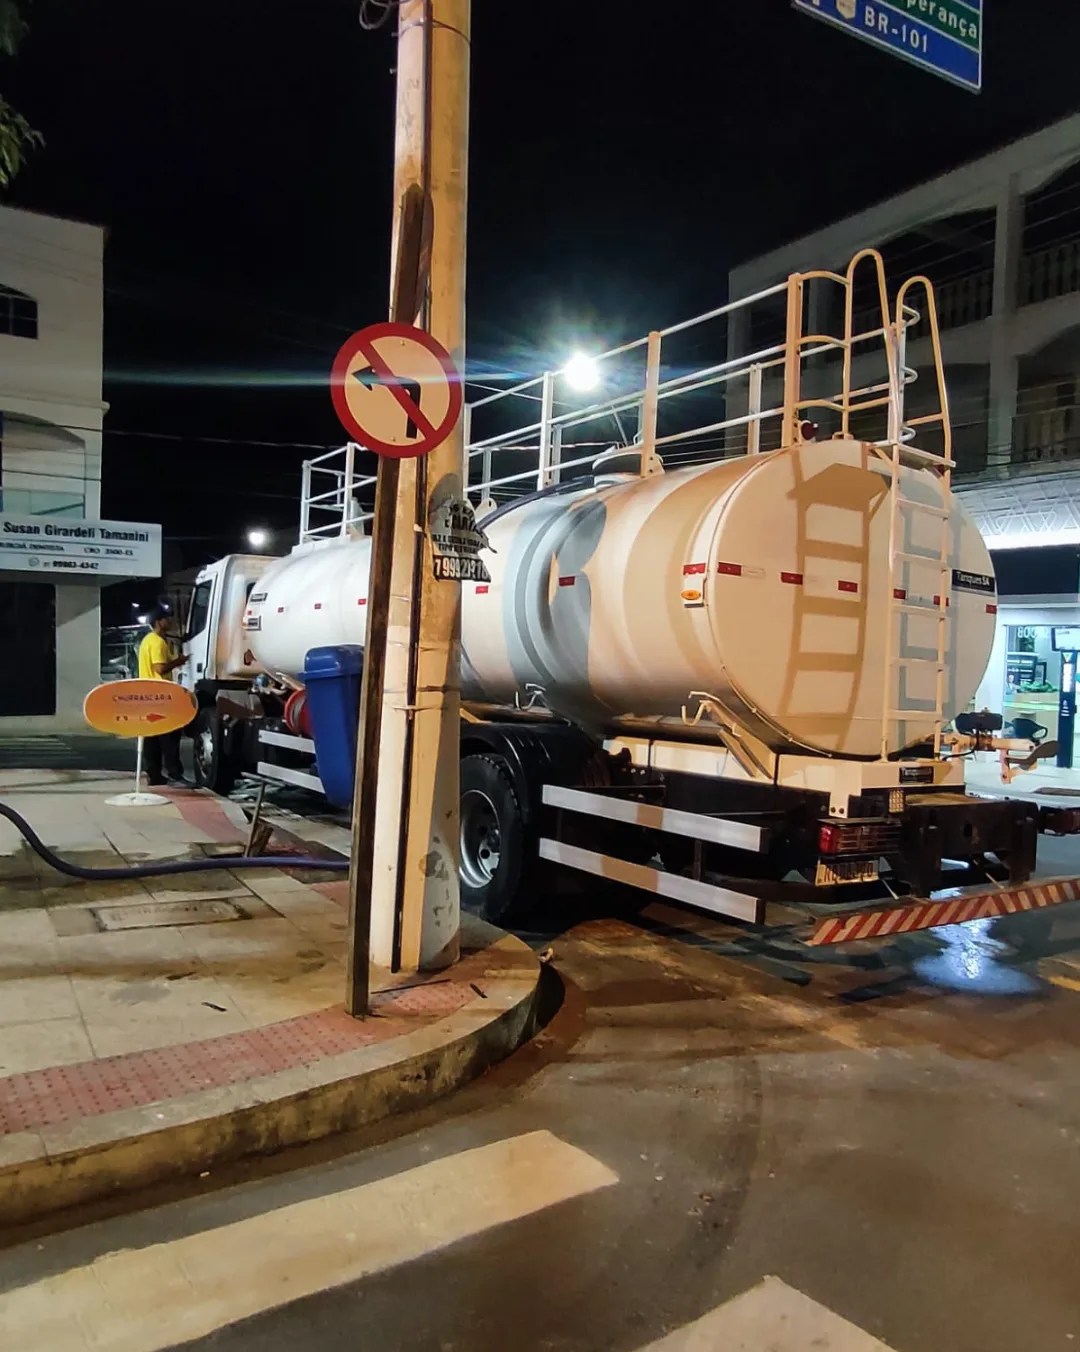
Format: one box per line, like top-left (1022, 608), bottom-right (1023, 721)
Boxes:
top-left (851, 237), bottom-right (1080, 339)
top-left (955, 409), bottom-right (1080, 482)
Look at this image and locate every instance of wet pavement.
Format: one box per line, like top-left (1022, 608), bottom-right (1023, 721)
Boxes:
top-left (1, 735), bottom-right (1079, 1349)
top-left (0, 829), bottom-right (1078, 1350)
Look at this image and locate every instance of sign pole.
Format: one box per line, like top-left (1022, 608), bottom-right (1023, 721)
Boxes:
top-left (390, 0), bottom-right (468, 973)
top-left (344, 193), bottom-right (427, 1017)
top-left (344, 0), bottom-right (468, 1014)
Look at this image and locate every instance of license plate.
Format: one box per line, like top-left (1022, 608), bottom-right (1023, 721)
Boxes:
top-left (816, 859), bottom-right (880, 886)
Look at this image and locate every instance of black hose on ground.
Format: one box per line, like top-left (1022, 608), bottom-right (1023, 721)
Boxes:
top-left (0, 801), bottom-right (348, 881)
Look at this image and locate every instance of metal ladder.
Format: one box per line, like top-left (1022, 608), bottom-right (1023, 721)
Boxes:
top-left (877, 278), bottom-right (955, 760)
top-left (777, 250), bottom-right (935, 753)
top-left (776, 424), bottom-right (875, 748)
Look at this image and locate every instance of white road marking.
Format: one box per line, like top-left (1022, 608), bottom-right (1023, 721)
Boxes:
top-left (639, 1276), bottom-right (899, 1350)
top-left (0, 1131), bottom-right (617, 1352)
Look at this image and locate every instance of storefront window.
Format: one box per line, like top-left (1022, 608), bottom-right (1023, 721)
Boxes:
top-left (1002, 625), bottom-right (1077, 760)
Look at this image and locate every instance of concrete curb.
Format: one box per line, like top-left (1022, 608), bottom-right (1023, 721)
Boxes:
top-left (0, 923), bottom-right (541, 1227)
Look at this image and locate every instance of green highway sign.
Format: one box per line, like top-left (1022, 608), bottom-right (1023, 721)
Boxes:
top-left (794, 0), bottom-right (983, 93)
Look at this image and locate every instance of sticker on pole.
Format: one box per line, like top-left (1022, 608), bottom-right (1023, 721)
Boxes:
top-left (330, 321), bottom-right (462, 459)
top-left (429, 498), bottom-right (492, 583)
top-left (83, 680), bottom-right (198, 739)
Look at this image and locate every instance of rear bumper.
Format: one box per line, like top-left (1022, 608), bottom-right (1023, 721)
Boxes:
top-left (898, 792), bottom-right (1037, 895)
top-left (808, 875), bottom-right (1080, 945)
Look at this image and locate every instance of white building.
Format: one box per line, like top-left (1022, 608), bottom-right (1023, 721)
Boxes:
top-left (0, 205), bottom-right (160, 733)
top-left (728, 114), bottom-right (1080, 764)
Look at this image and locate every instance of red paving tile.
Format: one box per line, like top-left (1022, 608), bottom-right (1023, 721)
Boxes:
top-left (170, 793), bottom-right (336, 862)
top-left (313, 880), bottom-right (349, 906)
top-left (0, 980), bottom-right (476, 1138)
top-left (170, 793), bottom-right (245, 846)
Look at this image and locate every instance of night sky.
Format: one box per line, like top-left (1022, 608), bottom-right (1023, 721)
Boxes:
top-left (5, 0), bottom-right (1080, 618)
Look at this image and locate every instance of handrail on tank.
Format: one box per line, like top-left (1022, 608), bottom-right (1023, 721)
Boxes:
top-left (893, 275), bottom-right (954, 468)
top-left (463, 247), bottom-right (949, 507)
top-left (294, 253), bottom-right (957, 537)
top-left (299, 442), bottom-right (378, 542)
top-left (840, 249), bottom-right (896, 442)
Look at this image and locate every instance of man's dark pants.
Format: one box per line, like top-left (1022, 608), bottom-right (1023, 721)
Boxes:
top-left (144, 730), bottom-right (183, 784)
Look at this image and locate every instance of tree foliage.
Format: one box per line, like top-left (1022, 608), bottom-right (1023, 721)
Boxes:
top-left (0, 0), bottom-right (41, 188)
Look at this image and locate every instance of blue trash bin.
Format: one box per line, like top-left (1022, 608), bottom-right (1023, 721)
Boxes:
top-left (302, 645), bottom-right (364, 808)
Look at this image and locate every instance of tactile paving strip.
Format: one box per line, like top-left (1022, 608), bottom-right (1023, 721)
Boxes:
top-left (0, 980), bottom-right (476, 1138)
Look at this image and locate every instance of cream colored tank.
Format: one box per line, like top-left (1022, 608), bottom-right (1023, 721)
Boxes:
top-left (247, 439), bottom-right (996, 759)
top-left (460, 439), bottom-right (994, 758)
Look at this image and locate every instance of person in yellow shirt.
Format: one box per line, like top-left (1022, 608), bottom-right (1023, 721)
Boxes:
top-left (138, 606), bottom-right (188, 786)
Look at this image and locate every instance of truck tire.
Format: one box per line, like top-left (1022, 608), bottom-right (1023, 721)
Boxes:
top-left (192, 709), bottom-right (239, 796)
top-left (459, 753), bottom-right (537, 928)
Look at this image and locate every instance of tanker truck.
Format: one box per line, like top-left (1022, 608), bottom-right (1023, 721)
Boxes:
top-left (176, 253), bottom-right (1078, 932)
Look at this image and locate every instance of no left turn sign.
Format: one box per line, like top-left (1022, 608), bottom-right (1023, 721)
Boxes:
top-left (330, 321), bottom-right (463, 459)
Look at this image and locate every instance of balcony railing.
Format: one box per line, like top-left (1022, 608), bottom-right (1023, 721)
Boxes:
top-left (1019, 237), bottom-right (1080, 307)
top-left (952, 408), bottom-right (1080, 480)
top-left (852, 237), bottom-right (1080, 339)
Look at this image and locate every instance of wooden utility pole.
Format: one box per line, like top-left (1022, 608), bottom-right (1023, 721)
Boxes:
top-left (346, 0), bottom-right (470, 1013)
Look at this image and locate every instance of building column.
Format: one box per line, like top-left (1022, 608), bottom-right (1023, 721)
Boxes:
top-left (988, 173), bottom-right (1023, 471)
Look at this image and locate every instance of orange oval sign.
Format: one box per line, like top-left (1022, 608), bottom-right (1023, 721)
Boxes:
top-left (83, 680), bottom-right (198, 738)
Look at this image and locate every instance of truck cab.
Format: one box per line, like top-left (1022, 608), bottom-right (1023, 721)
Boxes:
top-left (176, 553), bottom-right (276, 791)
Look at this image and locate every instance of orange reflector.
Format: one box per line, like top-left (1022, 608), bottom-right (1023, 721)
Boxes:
top-left (681, 589), bottom-right (702, 602)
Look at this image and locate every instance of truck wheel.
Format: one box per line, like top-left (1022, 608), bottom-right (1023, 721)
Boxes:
top-left (192, 710), bottom-right (239, 796)
top-left (459, 754), bottom-right (536, 928)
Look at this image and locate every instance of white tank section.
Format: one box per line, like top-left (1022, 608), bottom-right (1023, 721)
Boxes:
top-left (246, 439), bottom-right (996, 759)
top-left (246, 537), bottom-right (373, 675)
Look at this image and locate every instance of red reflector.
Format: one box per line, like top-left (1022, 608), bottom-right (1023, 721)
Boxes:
top-left (932, 596), bottom-right (950, 608)
top-left (838, 580), bottom-right (858, 594)
top-left (277, 607), bottom-right (285, 613)
top-left (357, 597), bottom-right (367, 606)
top-left (476, 584), bottom-right (490, 595)
top-left (819, 820), bottom-right (900, 857)
top-left (559, 576), bottom-right (576, 587)
top-left (893, 587), bottom-right (907, 600)
top-left (683, 562), bottom-right (707, 576)
top-left (780, 571), bottom-right (803, 586)
top-left (314, 602), bottom-right (323, 610)
top-left (717, 561), bottom-right (742, 576)
top-left (987, 603), bottom-right (998, 615)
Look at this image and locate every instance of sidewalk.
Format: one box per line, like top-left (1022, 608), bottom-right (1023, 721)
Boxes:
top-left (0, 770), bottom-right (540, 1226)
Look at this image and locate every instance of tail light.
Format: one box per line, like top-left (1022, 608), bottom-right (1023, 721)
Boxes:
top-left (818, 820), bottom-right (900, 856)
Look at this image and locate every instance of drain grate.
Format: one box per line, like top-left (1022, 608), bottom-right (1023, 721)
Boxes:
top-left (90, 898), bottom-right (246, 931)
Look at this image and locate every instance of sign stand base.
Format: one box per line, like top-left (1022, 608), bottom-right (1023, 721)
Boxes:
top-left (106, 791), bottom-right (170, 808)
top-left (105, 737), bottom-right (169, 809)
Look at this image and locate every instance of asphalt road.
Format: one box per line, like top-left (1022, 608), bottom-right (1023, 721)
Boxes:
top-left (2, 826), bottom-right (1079, 1351)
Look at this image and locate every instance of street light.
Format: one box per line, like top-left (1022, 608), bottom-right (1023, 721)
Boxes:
top-left (562, 352), bottom-right (600, 393)
top-left (247, 527), bottom-right (269, 550)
